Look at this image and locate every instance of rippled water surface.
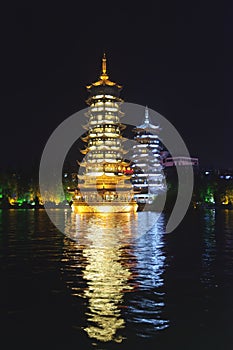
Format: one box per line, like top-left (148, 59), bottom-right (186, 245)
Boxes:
top-left (2, 209), bottom-right (233, 349)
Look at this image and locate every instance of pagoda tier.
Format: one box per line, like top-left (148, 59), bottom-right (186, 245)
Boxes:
top-left (131, 106), bottom-right (165, 195)
top-left (72, 54), bottom-right (137, 213)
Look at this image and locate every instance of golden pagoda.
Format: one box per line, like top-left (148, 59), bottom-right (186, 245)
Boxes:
top-left (72, 54), bottom-right (138, 213)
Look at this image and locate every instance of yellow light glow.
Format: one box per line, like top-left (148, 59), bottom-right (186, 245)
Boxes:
top-left (62, 213), bottom-right (137, 342)
top-left (72, 202), bottom-right (138, 213)
top-left (73, 54), bottom-right (136, 214)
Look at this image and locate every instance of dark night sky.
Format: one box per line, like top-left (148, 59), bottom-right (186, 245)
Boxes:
top-left (0, 2), bottom-right (229, 170)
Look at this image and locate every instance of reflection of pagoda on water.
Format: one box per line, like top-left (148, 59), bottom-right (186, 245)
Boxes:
top-left (72, 55), bottom-right (137, 213)
top-left (131, 107), bottom-right (166, 203)
top-left (62, 213), bottom-right (137, 343)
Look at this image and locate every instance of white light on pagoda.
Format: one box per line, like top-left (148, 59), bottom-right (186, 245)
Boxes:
top-left (87, 172), bottom-right (104, 176)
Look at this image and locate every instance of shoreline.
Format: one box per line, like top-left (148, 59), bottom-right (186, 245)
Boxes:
top-left (0, 203), bottom-right (232, 211)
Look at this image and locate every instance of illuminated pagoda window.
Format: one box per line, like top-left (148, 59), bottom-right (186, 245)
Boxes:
top-left (73, 54), bottom-right (137, 212)
top-left (131, 106), bottom-right (166, 196)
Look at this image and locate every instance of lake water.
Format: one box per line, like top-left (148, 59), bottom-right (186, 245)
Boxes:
top-left (2, 209), bottom-right (233, 349)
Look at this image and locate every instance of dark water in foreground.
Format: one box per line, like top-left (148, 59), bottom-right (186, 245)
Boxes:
top-left (1, 209), bottom-right (233, 349)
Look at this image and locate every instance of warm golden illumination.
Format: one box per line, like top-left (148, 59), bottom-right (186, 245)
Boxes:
top-left (86, 54), bottom-right (122, 89)
top-left (100, 52), bottom-right (108, 80)
top-left (72, 202), bottom-right (137, 213)
top-left (72, 55), bottom-right (137, 213)
top-left (62, 213), bottom-right (137, 343)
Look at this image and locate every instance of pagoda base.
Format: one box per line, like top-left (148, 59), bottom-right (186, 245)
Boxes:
top-left (71, 200), bottom-right (138, 213)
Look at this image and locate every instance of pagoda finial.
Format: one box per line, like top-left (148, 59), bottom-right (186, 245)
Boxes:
top-left (100, 53), bottom-right (109, 80)
top-left (145, 105), bottom-right (150, 123)
top-left (102, 53), bottom-right (107, 74)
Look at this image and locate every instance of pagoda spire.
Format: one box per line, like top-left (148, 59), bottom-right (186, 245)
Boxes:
top-left (145, 105), bottom-right (150, 124)
top-left (86, 54), bottom-right (122, 92)
top-left (100, 53), bottom-right (109, 80)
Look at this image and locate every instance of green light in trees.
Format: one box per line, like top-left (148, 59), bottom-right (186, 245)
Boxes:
top-left (204, 187), bottom-right (215, 203)
top-left (17, 198), bottom-right (28, 205)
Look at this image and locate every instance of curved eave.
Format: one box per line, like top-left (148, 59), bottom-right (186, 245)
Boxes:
top-left (134, 125), bottom-right (160, 132)
top-left (119, 124), bottom-right (126, 130)
top-left (96, 174), bottom-right (133, 181)
top-left (86, 80), bottom-right (122, 89)
top-left (82, 124), bottom-right (89, 130)
top-left (80, 148), bottom-right (89, 155)
top-left (84, 122), bottom-right (126, 129)
top-left (85, 96), bottom-right (123, 105)
top-left (77, 161), bottom-right (85, 167)
top-left (81, 135), bottom-right (89, 142)
top-left (120, 160), bottom-right (131, 166)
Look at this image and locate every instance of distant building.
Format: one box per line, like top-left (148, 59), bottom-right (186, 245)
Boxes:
top-left (163, 156), bottom-right (199, 168)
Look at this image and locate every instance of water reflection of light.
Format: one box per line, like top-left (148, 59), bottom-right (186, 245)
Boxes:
top-left (62, 213), bottom-right (137, 343)
top-left (201, 209), bottom-right (217, 288)
top-left (61, 211), bottom-right (169, 343)
top-left (125, 215), bottom-right (169, 335)
top-left (82, 218), bottom-right (135, 342)
top-left (222, 210), bottom-right (233, 278)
